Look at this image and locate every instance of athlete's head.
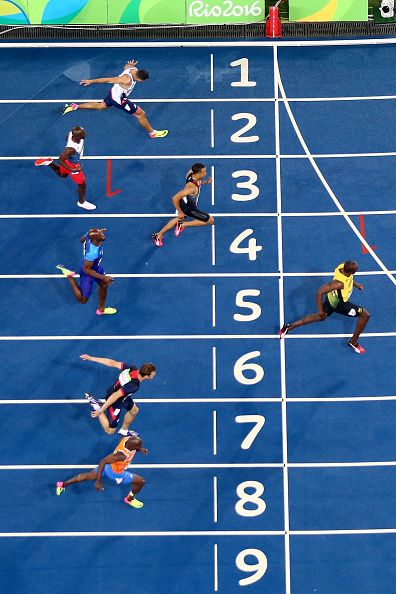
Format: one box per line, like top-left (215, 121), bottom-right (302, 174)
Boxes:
top-left (139, 363), bottom-right (156, 380)
top-left (126, 435), bottom-right (143, 450)
top-left (191, 163), bottom-right (207, 180)
top-left (343, 260), bottom-right (358, 275)
top-left (71, 126), bottom-right (85, 141)
top-left (88, 228), bottom-right (106, 244)
top-left (135, 69), bottom-right (149, 82)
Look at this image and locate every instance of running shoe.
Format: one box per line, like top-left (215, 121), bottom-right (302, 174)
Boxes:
top-left (35, 158), bottom-right (53, 166)
top-left (77, 200), bottom-right (96, 211)
top-left (84, 392), bottom-right (101, 411)
top-left (61, 103), bottom-right (78, 115)
top-left (279, 323), bottom-right (290, 339)
top-left (124, 496), bottom-right (144, 509)
top-left (118, 429), bottom-right (140, 437)
top-left (175, 221), bottom-right (184, 237)
top-left (56, 264), bottom-right (76, 277)
top-left (96, 307), bottom-right (117, 315)
top-left (152, 233), bottom-right (163, 247)
top-left (149, 130), bottom-right (168, 138)
top-left (347, 341), bottom-right (366, 354)
top-left (56, 481), bottom-right (65, 496)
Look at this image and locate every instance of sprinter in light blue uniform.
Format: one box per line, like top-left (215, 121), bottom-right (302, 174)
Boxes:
top-left (56, 228), bottom-right (117, 315)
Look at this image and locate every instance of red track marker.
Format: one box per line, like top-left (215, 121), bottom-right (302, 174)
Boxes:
top-left (359, 214), bottom-right (376, 254)
top-left (106, 159), bottom-right (121, 197)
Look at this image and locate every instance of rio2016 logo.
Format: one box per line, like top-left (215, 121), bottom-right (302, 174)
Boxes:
top-left (188, 0), bottom-right (263, 18)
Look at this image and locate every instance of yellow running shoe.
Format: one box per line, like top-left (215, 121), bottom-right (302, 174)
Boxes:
top-left (56, 264), bottom-right (75, 277)
top-left (149, 130), bottom-right (168, 138)
top-left (96, 307), bottom-right (118, 315)
top-left (124, 496), bottom-right (143, 509)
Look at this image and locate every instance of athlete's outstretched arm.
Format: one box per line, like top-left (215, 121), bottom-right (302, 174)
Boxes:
top-left (91, 389), bottom-right (124, 417)
top-left (95, 452), bottom-right (126, 491)
top-left (80, 354), bottom-right (122, 368)
top-left (316, 280), bottom-right (343, 314)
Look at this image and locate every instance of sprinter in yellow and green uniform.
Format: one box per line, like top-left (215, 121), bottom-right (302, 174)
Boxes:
top-left (280, 260), bottom-right (370, 354)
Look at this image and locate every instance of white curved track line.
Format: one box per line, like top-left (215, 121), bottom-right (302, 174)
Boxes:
top-left (274, 58), bottom-right (396, 289)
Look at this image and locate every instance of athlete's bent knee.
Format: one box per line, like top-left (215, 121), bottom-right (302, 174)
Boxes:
top-left (362, 309), bottom-right (370, 320)
top-left (105, 427), bottom-right (116, 435)
top-left (208, 216), bottom-right (215, 225)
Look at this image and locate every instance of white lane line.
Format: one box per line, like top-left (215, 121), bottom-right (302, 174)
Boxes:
top-left (274, 44), bottom-right (291, 594)
top-left (210, 109), bottom-right (215, 148)
top-left (210, 54), bottom-right (214, 92)
top-left (5, 152), bottom-right (396, 160)
top-left (0, 463), bottom-right (283, 470)
top-left (2, 38), bottom-right (396, 48)
top-left (3, 95), bottom-right (396, 103)
top-left (0, 332), bottom-right (394, 341)
top-left (211, 225), bottom-right (216, 266)
top-left (213, 476), bottom-right (218, 523)
top-left (1, 270), bottom-right (396, 279)
top-left (211, 165), bottom-right (215, 206)
top-left (213, 410), bottom-right (218, 455)
top-left (275, 59), bottom-right (396, 289)
top-left (2, 528), bottom-right (396, 537)
top-left (214, 543), bottom-right (218, 592)
top-left (2, 461), bottom-right (396, 470)
top-left (212, 347), bottom-right (217, 390)
top-left (2, 395), bottom-right (396, 404)
top-left (0, 210), bottom-right (394, 219)
top-left (212, 284), bottom-right (216, 328)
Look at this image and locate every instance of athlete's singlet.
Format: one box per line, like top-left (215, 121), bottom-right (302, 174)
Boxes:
top-left (110, 68), bottom-right (137, 104)
top-left (111, 437), bottom-right (137, 474)
top-left (327, 262), bottom-right (354, 307)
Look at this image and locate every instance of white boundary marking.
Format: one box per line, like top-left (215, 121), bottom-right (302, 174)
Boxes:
top-left (211, 165), bottom-right (215, 206)
top-left (1, 528), bottom-right (396, 537)
top-left (275, 60), bottom-right (396, 289)
top-left (2, 270), bottom-right (396, 279)
top-left (210, 109), bottom-right (215, 148)
top-left (2, 461), bottom-right (396, 470)
top-left (274, 45), bottom-right (291, 594)
top-left (213, 410), bottom-right (218, 456)
top-left (2, 38), bottom-right (396, 47)
top-left (4, 95), bottom-right (396, 103)
top-left (2, 395), bottom-right (396, 404)
top-left (212, 347), bottom-right (217, 390)
top-left (210, 54), bottom-right (214, 93)
top-left (213, 476), bottom-right (218, 523)
top-left (5, 152), bottom-right (396, 160)
top-left (211, 225), bottom-right (216, 266)
top-left (0, 210), bottom-right (395, 219)
top-left (212, 284), bottom-right (216, 328)
top-left (214, 543), bottom-right (218, 592)
top-left (0, 332), bottom-right (394, 340)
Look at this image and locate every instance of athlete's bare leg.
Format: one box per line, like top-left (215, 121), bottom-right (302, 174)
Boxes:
top-left (65, 277), bottom-right (88, 304)
top-left (77, 181), bottom-right (86, 204)
top-left (62, 469), bottom-right (98, 487)
top-left (76, 102), bottom-right (108, 110)
top-left (97, 283), bottom-right (108, 312)
top-left (134, 108), bottom-right (154, 133)
top-left (125, 474), bottom-right (145, 502)
top-left (287, 312), bottom-right (327, 332)
top-left (349, 309), bottom-right (370, 345)
top-left (120, 404), bottom-right (139, 432)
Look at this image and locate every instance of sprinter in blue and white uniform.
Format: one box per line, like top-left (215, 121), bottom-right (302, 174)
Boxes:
top-left (56, 228), bottom-right (117, 316)
top-left (61, 59), bottom-right (168, 138)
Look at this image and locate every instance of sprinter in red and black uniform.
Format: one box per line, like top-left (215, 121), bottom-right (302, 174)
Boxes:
top-left (80, 353), bottom-right (156, 436)
top-left (152, 162), bottom-right (214, 247)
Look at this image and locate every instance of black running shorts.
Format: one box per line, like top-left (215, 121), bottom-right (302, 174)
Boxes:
top-left (323, 296), bottom-right (363, 318)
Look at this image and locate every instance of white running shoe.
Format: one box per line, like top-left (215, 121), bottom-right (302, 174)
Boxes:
top-left (77, 201), bottom-right (96, 210)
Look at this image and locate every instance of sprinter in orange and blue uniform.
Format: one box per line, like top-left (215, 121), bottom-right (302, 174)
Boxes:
top-left (56, 435), bottom-right (147, 509)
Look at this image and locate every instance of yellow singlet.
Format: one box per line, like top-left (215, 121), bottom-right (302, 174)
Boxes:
top-left (327, 262), bottom-right (354, 307)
